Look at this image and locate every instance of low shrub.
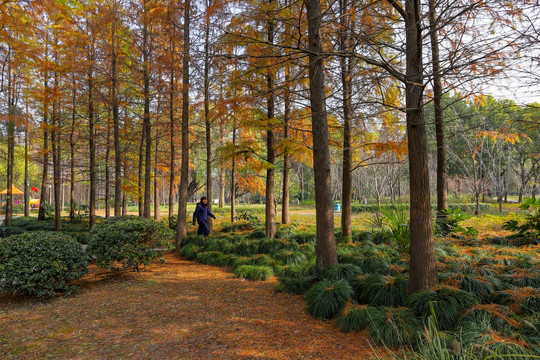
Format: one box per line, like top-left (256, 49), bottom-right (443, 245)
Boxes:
top-left (335, 302), bottom-right (381, 333)
top-left (405, 286), bottom-right (477, 330)
top-left (304, 279), bottom-right (354, 319)
top-left (87, 216), bottom-right (174, 272)
top-left (369, 307), bottom-right (422, 347)
top-left (234, 265), bottom-right (273, 281)
top-left (180, 243), bottom-right (200, 260)
top-left (196, 251), bottom-right (227, 266)
top-left (0, 231), bottom-right (89, 298)
top-left (359, 274), bottom-right (408, 307)
top-left (276, 276), bottom-right (316, 295)
top-left (461, 320), bottom-right (535, 360)
top-left (273, 249), bottom-right (307, 266)
top-left (322, 263), bottom-right (363, 282)
top-left (459, 304), bottom-right (520, 332)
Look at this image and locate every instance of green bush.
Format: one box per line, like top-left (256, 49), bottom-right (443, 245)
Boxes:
top-left (196, 251), bottom-right (227, 266)
top-left (180, 243), bottom-right (200, 260)
top-left (273, 249), bottom-right (307, 266)
top-left (405, 286), bottom-right (477, 330)
top-left (0, 231), bottom-right (89, 298)
top-left (459, 304), bottom-right (519, 332)
top-left (304, 279), bottom-right (354, 319)
top-left (322, 263), bottom-right (363, 282)
top-left (234, 265), bottom-right (273, 281)
top-left (359, 274), bottom-right (408, 307)
top-left (369, 307), bottom-right (422, 347)
top-left (461, 320), bottom-right (535, 360)
top-left (335, 303), bottom-right (381, 333)
top-left (276, 276), bottom-right (315, 295)
top-left (87, 216), bottom-right (174, 272)
top-left (458, 275), bottom-right (497, 301)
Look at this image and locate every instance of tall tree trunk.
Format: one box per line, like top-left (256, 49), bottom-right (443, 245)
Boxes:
top-left (231, 119), bottom-right (236, 223)
top-left (38, 61), bottom-right (49, 221)
top-left (265, 0), bottom-right (276, 238)
top-left (143, 3), bottom-right (152, 219)
top-left (52, 45), bottom-right (62, 231)
top-left (88, 69), bottom-right (96, 229)
top-left (429, 0), bottom-right (448, 218)
top-left (404, 0), bottom-right (437, 293)
top-left (70, 75), bottom-right (76, 222)
top-left (138, 119), bottom-right (146, 217)
top-left (24, 85), bottom-right (29, 218)
top-left (154, 130), bottom-right (160, 220)
top-left (175, 0), bottom-right (191, 247)
top-left (281, 64), bottom-right (291, 225)
top-left (112, 0), bottom-right (122, 217)
top-left (305, 0), bottom-right (338, 272)
top-left (219, 117), bottom-right (225, 208)
top-left (168, 52), bottom-right (176, 227)
top-left (105, 109), bottom-right (111, 219)
top-left (339, 0), bottom-right (353, 243)
top-left (204, 1), bottom-right (213, 231)
top-left (6, 57), bottom-right (14, 226)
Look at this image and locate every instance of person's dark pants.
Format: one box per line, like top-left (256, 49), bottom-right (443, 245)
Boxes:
top-left (197, 221), bottom-right (210, 236)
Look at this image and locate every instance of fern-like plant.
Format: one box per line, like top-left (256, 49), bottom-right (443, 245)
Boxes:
top-left (405, 286), bottom-right (477, 330)
top-left (335, 302), bottom-right (381, 333)
top-left (322, 263), bottom-right (363, 282)
top-left (359, 273), bottom-right (408, 307)
top-left (304, 279), bottom-right (355, 319)
top-left (234, 265), bottom-right (274, 281)
top-left (368, 307), bottom-right (422, 347)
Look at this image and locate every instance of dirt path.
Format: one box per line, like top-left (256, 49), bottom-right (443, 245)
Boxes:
top-left (0, 253), bottom-right (377, 360)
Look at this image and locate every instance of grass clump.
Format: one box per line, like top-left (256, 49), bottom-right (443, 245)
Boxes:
top-left (335, 302), bottom-right (381, 333)
top-left (273, 249), bottom-right (307, 266)
top-left (322, 263), bottom-right (363, 282)
top-left (369, 307), bottom-right (422, 347)
top-left (359, 274), bottom-right (408, 307)
top-left (304, 279), bottom-right (354, 319)
top-left (234, 265), bottom-right (274, 281)
top-left (180, 243), bottom-right (200, 260)
top-left (405, 286), bottom-right (477, 330)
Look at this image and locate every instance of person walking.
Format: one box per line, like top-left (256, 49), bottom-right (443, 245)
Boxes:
top-left (193, 196), bottom-right (216, 237)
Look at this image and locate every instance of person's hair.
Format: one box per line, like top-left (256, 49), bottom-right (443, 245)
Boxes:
top-left (200, 196), bottom-right (208, 202)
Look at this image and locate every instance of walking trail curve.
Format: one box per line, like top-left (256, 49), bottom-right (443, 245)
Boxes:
top-left (1, 253), bottom-right (377, 360)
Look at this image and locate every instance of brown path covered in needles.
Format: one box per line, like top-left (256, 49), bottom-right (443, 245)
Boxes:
top-left (1, 253), bottom-right (377, 360)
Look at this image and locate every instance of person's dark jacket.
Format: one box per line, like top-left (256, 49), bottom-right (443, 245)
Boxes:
top-left (193, 202), bottom-right (215, 224)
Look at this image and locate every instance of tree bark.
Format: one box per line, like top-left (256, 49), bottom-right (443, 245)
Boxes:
top-left (70, 75), bottom-right (76, 222)
top-left (88, 68), bottom-right (96, 230)
top-left (168, 44), bottom-right (176, 227)
top-left (143, 2), bottom-right (152, 219)
top-left (24, 85), bottom-right (29, 218)
top-left (281, 64), bottom-right (291, 225)
top-left (154, 129), bottom-right (160, 220)
top-left (204, 1), bottom-right (213, 231)
top-left (403, 0), bottom-right (437, 293)
top-left (105, 106), bottom-right (111, 219)
top-left (429, 0), bottom-right (448, 218)
top-left (6, 56), bottom-right (14, 226)
top-left (265, 0), bottom-right (276, 238)
top-left (52, 44), bottom-right (62, 231)
top-left (231, 119), bottom-right (237, 223)
top-left (305, 0), bottom-right (338, 272)
top-left (175, 0), bottom-right (191, 247)
top-left (112, 0), bottom-right (122, 217)
top-left (38, 54), bottom-right (49, 221)
top-left (339, 0), bottom-right (353, 243)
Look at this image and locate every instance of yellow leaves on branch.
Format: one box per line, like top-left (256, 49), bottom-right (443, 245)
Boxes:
top-left (363, 140), bottom-right (408, 160)
top-left (476, 129), bottom-right (522, 145)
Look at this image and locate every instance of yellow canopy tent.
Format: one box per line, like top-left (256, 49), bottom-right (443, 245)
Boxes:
top-left (0, 185), bottom-right (24, 195)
